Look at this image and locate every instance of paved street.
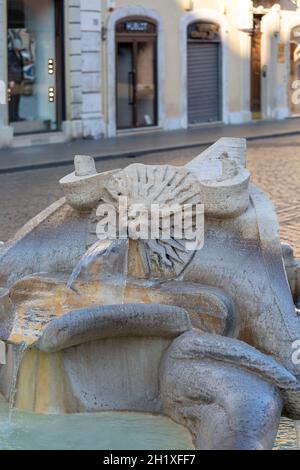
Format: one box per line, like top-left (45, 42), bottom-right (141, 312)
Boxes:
top-left (1, 118), bottom-right (300, 173)
top-left (1, 134), bottom-right (300, 258)
top-left (247, 135), bottom-right (300, 258)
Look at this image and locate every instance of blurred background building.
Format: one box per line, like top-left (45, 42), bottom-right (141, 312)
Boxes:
top-left (0, 0), bottom-right (300, 148)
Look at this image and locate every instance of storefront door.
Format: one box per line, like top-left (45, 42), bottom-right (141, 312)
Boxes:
top-left (187, 22), bottom-right (222, 125)
top-left (116, 18), bottom-right (157, 130)
top-left (250, 15), bottom-right (262, 119)
top-left (7, 0), bottom-right (64, 134)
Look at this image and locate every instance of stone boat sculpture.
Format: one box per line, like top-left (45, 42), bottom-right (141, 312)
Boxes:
top-left (1, 137), bottom-right (300, 450)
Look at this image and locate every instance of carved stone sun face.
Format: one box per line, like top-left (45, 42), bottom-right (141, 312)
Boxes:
top-left (91, 163), bottom-right (203, 279)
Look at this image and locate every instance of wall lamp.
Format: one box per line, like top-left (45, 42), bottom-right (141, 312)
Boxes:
top-left (48, 86), bottom-right (55, 103)
top-left (48, 58), bottom-right (55, 75)
top-left (107, 0), bottom-right (116, 12)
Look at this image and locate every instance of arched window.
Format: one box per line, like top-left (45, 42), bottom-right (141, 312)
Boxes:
top-left (252, 1), bottom-right (277, 8)
top-left (187, 22), bottom-right (221, 42)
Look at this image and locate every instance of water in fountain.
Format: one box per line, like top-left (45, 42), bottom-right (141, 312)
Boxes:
top-left (296, 421), bottom-right (300, 448)
top-left (67, 238), bottom-right (129, 304)
top-left (0, 394), bottom-right (194, 450)
top-left (0, 390), bottom-right (298, 450)
top-left (7, 342), bottom-right (28, 420)
top-left (273, 418), bottom-right (300, 450)
top-left (67, 239), bottom-right (115, 291)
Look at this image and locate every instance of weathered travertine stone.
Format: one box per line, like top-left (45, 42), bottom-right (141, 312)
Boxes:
top-left (0, 288), bottom-right (13, 340)
top-left (37, 304), bottom-right (191, 353)
top-left (282, 243), bottom-right (300, 308)
top-left (74, 155), bottom-right (97, 177)
top-left (160, 331), bottom-right (290, 450)
top-left (59, 155), bottom-right (119, 211)
top-left (0, 138), bottom-right (300, 449)
top-left (186, 137), bottom-right (250, 217)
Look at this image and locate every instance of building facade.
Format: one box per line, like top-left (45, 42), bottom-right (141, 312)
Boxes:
top-left (0, 0), bottom-right (300, 148)
top-left (0, 0), bottom-right (104, 147)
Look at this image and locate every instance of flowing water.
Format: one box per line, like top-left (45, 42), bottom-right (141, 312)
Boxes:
top-left (67, 239), bottom-right (114, 291)
top-left (8, 343), bottom-right (28, 410)
top-left (67, 239), bottom-right (129, 304)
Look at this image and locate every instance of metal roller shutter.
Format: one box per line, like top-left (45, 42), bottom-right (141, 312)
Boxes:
top-left (187, 42), bottom-right (221, 125)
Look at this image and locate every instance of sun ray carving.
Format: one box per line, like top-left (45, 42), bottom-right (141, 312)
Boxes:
top-left (92, 164), bottom-right (203, 279)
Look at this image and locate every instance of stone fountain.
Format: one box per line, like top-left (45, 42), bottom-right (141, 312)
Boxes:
top-left (1, 137), bottom-right (300, 450)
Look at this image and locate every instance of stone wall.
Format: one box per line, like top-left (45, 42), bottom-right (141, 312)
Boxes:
top-left (65, 0), bottom-right (104, 139)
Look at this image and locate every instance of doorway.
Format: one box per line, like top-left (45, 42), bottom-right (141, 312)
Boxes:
top-left (116, 18), bottom-right (157, 130)
top-left (187, 21), bottom-right (222, 125)
top-left (250, 15), bottom-right (262, 119)
top-left (7, 0), bottom-right (64, 135)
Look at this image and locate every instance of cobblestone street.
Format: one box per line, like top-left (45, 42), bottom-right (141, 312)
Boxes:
top-left (247, 136), bottom-right (300, 258)
top-left (1, 134), bottom-right (300, 258)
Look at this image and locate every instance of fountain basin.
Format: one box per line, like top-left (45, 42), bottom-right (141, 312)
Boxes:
top-left (1, 139), bottom-right (300, 450)
top-left (0, 271), bottom-right (235, 415)
top-left (0, 395), bottom-right (194, 450)
top-left (0, 393), bottom-right (298, 450)
top-left (0, 301), bottom-right (191, 414)
top-left (4, 274), bottom-right (235, 346)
